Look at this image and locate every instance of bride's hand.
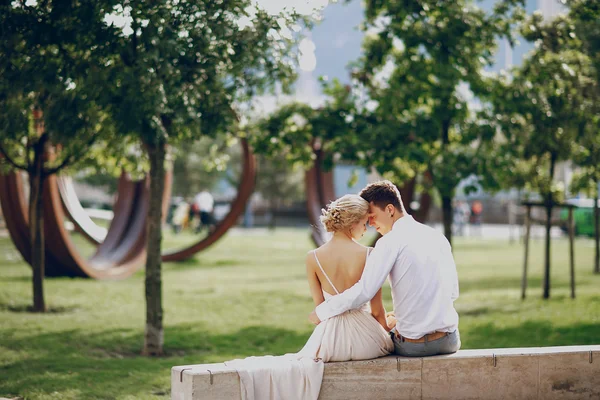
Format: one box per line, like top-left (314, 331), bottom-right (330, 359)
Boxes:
top-left (386, 311), bottom-right (397, 331)
top-left (308, 311), bottom-right (321, 325)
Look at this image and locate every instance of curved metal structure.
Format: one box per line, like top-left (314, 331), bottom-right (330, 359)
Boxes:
top-left (161, 139), bottom-right (256, 261)
top-left (0, 171), bottom-right (149, 278)
top-left (0, 139), bottom-right (256, 277)
top-left (58, 171), bottom-right (172, 248)
top-left (305, 147), bottom-right (336, 247)
top-left (59, 140), bottom-right (255, 262)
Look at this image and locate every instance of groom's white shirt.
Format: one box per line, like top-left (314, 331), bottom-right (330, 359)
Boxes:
top-left (315, 215), bottom-right (459, 339)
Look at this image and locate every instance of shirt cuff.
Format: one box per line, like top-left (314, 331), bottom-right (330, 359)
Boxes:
top-left (315, 301), bottom-right (333, 322)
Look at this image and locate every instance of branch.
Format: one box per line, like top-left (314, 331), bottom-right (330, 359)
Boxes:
top-left (0, 141), bottom-right (28, 171)
top-left (45, 134), bottom-right (98, 175)
top-left (25, 134), bottom-right (32, 169)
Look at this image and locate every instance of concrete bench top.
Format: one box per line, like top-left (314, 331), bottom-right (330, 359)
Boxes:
top-left (172, 345), bottom-right (600, 399)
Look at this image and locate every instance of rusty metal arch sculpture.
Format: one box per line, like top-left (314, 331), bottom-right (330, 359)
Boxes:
top-left (161, 139), bottom-right (256, 261)
top-left (305, 146), bottom-right (336, 247)
top-left (59, 139), bottom-right (255, 262)
top-left (305, 145), bottom-right (432, 248)
top-left (0, 139), bottom-right (256, 277)
top-left (58, 171), bottom-right (173, 251)
top-left (0, 171), bottom-right (152, 278)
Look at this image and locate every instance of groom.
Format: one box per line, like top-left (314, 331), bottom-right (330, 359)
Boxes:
top-left (309, 180), bottom-right (460, 357)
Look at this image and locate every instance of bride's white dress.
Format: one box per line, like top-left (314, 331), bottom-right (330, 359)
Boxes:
top-left (224, 250), bottom-right (394, 400)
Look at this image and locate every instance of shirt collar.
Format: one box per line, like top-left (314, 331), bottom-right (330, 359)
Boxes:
top-left (392, 214), bottom-right (414, 232)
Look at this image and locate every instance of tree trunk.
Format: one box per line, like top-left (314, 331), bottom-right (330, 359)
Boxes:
top-left (542, 153), bottom-right (557, 299)
top-left (442, 195), bottom-right (453, 246)
top-left (543, 202), bottom-right (553, 299)
top-left (440, 119), bottom-right (453, 245)
top-left (268, 199), bottom-right (277, 230)
top-left (143, 140), bottom-right (166, 356)
top-left (594, 187), bottom-right (599, 274)
top-left (29, 139), bottom-right (47, 312)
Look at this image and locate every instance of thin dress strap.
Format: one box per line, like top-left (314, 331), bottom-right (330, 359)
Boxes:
top-left (313, 251), bottom-right (340, 295)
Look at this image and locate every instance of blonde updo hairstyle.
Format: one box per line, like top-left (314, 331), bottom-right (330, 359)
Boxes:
top-left (320, 194), bottom-right (369, 233)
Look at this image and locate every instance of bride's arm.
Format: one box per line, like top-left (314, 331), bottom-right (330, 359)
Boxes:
top-left (370, 288), bottom-right (389, 331)
top-left (306, 252), bottom-right (326, 307)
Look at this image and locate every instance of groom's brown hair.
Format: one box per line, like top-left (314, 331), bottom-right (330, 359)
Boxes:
top-left (359, 180), bottom-right (405, 212)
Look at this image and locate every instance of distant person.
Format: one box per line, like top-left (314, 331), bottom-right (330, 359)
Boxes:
top-left (470, 200), bottom-right (483, 224)
top-left (507, 200), bottom-right (520, 243)
top-left (453, 200), bottom-right (470, 236)
top-left (470, 200), bottom-right (483, 235)
top-left (194, 190), bottom-right (216, 233)
top-left (171, 200), bottom-right (190, 234)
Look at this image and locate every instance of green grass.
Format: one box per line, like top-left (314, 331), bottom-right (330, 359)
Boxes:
top-left (0, 229), bottom-right (599, 399)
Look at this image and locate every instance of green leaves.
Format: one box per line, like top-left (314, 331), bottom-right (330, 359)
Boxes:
top-left (102, 0), bottom-right (306, 145)
top-left (0, 0), bottom-right (127, 174)
top-left (348, 0), bottom-right (527, 196)
top-left (249, 102), bottom-right (318, 169)
top-left (485, 3), bottom-right (599, 204)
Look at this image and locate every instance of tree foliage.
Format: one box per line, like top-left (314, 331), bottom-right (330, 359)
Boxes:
top-left (488, 9), bottom-right (595, 297)
top-left (568, 0), bottom-right (600, 274)
top-left (0, 1), bottom-right (132, 312)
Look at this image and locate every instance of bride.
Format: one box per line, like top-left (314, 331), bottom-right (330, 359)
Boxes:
top-left (225, 194), bottom-right (393, 400)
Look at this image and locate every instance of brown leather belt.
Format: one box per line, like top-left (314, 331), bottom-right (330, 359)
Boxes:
top-left (394, 331), bottom-right (449, 343)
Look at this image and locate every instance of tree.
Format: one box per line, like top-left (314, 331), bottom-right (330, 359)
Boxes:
top-left (100, 0), bottom-right (308, 355)
top-left (569, 0), bottom-right (600, 274)
top-left (330, 0), bottom-right (525, 245)
top-left (0, 1), bottom-right (121, 312)
top-left (489, 12), bottom-right (593, 298)
top-left (570, 131), bottom-right (600, 274)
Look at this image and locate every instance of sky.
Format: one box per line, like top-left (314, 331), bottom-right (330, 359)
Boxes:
top-left (251, 0), bottom-right (365, 113)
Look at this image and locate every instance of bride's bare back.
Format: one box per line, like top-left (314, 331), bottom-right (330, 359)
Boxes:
top-left (310, 240), bottom-right (369, 295)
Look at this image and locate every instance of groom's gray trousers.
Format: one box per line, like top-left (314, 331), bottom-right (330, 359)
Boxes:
top-left (390, 329), bottom-right (461, 357)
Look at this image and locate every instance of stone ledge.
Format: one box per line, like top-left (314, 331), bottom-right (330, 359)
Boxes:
top-left (172, 345), bottom-right (600, 400)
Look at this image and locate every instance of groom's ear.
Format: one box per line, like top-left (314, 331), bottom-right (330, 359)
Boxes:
top-left (386, 204), bottom-right (395, 215)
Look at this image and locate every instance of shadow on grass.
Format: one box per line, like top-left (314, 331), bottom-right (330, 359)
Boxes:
top-left (456, 242), bottom-right (518, 252)
top-left (462, 320), bottom-right (600, 350)
top-left (458, 307), bottom-right (492, 317)
top-left (0, 302), bottom-right (79, 314)
top-left (459, 276), bottom-right (577, 293)
top-left (0, 323), bottom-right (312, 399)
top-left (0, 275), bottom-right (31, 283)
top-left (163, 257), bottom-right (243, 271)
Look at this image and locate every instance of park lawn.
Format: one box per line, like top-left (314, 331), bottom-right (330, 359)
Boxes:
top-left (0, 229), bottom-right (599, 399)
